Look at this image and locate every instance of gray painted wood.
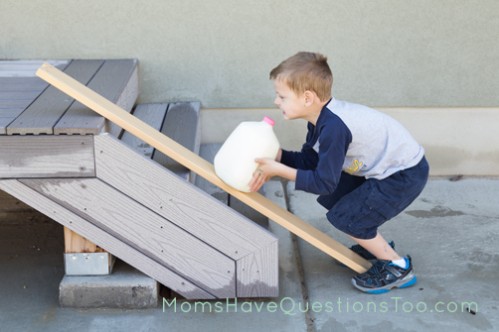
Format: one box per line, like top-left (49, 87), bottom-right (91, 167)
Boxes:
top-left (237, 241), bottom-right (278, 297)
top-left (21, 177), bottom-right (236, 298)
top-left (153, 102), bottom-right (201, 181)
top-left (94, 134), bottom-right (277, 259)
top-left (0, 60), bottom-right (69, 77)
top-left (119, 103), bottom-right (168, 158)
top-left (0, 77), bottom-right (48, 91)
top-left (106, 62), bottom-right (139, 137)
top-left (0, 76), bottom-right (49, 134)
top-left (0, 90), bottom-right (43, 100)
top-left (95, 134), bottom-right (278, 297)
top-left (6, 60), bottom-right (104, 135)
top-left (0, 179), bottom-right (215, 299)
top-left (0, 136), bottom-right (95, 178)
top-left (54, 59), bottom-right (138, 135)
top-left (195, 143), bottom-right (229, 204)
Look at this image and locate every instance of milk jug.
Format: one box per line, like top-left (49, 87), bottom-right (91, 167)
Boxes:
top-left (214, 116), bottom-right (280, 192)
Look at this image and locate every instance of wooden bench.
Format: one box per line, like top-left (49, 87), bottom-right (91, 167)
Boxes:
top-left (0, 60), bottom-right (279, 299)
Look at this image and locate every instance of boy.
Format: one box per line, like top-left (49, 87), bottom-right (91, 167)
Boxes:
top-left (249, 52), bottom-right (429, 294)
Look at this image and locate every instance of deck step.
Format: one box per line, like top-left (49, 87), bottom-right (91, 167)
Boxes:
top-left (196, 143), bottom-right (269, 229)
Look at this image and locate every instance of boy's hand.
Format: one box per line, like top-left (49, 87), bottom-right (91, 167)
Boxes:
top-left (248, 158), bottom-right (279, 192)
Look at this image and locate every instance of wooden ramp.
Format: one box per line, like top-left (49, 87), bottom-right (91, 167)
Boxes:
top-left (0, 60), bottom-right (278, 299)
top-left (35, 63), bottom-right (371, 274)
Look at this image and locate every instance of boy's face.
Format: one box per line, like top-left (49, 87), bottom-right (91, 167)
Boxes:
top-left (273, 79), bottom-right (307, 120)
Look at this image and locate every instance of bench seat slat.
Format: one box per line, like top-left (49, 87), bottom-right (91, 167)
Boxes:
top-left (6, 60), bottom-right (103, 135)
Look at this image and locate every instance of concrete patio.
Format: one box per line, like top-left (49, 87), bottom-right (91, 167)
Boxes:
top-left (0, 176), bottom-right (497, 331)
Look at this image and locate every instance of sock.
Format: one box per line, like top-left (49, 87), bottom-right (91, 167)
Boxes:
top-left (391, 257), bottom-right (408, 269)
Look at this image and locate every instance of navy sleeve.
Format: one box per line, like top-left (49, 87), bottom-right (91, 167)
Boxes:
top-left (295, 117), bottom-right (351, 195)
top-left (280, 123), bottom-right (318, 169)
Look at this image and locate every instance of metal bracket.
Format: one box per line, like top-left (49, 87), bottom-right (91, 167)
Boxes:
top-left (64, 252), bottom-right (116, 275)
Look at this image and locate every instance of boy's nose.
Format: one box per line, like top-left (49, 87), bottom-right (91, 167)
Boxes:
top-left (274, 97), bottom-right (280, 106)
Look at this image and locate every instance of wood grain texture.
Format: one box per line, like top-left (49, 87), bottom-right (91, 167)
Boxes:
top-left (0, 135), bottom-right (95, 178)
top-left (7, 60), bottom-right (103, 135)
top-left (236, 241), bottom-right (278, 297)
top-left (0, 179), bottom-right (215, 299)
top-left (95, 134), bottom-right (276, 260)
top-left (21, 177), bottom-right (236, 298)
top-left (64, 227), bottom-right (99, 253)
top-left (54, 59), bottom-right (138, 135)
top-left (97, 133), bottom-right (278, 297)
top-left (36, 63), bottom-right (370, 273)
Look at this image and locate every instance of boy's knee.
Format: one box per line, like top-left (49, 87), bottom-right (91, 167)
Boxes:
top-left (326, 211), bottom-right (378, 240)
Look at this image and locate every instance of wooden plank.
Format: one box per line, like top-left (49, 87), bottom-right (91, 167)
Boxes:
top-left (95, 134), bottom-right (277, 260)
top-left (0, 91), bottom-right (43, 100)
top-left (64, 227), bottom-right (99, 253)
top-left (237, 242), bottom-right (278, 297)
top-left (0, 135), bottom-right (95, 178)
top-left (97, 134), bottom-right (277, 296)
top-left (36, 63), bottom-right (371, 273)
top-left (0, 77), bottom-right (48, 92)
top-left (0, 99), bottom-right (37, 109)
top-left (54, 59), bottom-right (138, 135)
top-left (153, 102), bottom-right (201, 181)
top-left (195, 143), bottom-right (229, 204)
top-left (0, 60), bottom-right (69, 77)
top-left (107, 61), bottom-right (139, 137)
top-left (119, 103), bottom-right (168, 156)
top-left (7, 60), bottom-right (103, 135)
top-left (0, 179), bottom-right (214, 299)
top-left (21, 177), bottom-right (236, 298)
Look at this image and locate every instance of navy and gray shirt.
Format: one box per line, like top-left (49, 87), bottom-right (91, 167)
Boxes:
top-left (280, 98), bottom-right (425, 195)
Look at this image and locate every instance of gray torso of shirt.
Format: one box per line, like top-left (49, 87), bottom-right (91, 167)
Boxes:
top-left (315, 98), bottom-right (425, 179)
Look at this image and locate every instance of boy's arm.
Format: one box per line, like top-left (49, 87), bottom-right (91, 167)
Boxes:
top-left (279, 123), bottom-right (319, 170)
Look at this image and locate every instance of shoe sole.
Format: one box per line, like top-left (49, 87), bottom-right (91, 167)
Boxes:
top-left (351, 272), bottom-right (417, 294)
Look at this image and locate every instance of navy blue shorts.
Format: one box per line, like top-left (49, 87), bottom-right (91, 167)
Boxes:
top-left (317, 157), bottom-right (429, 240)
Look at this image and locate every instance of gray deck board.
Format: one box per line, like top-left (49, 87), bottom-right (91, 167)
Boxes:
top-left (21, 177), bottom-right (236, 298)
top-left (0, 60), bottom-right (69, 77)
top-left (152, 102), bottom-right (201, 181)
top-left (237, 242), bottom-right (278, 297)
top-left (95, 134), bottom-right (277, 259)
top-left (6, 60), bottom-right (104, 135)
top-left (120, 103), bottom-right (168, 157)
top-left (0, 77), bottom-right (48, 91)
top-left (0, 179), bottom-right (215, 300)
top-left (54, 59), bottom-right (138, 135)
top-left (0, 91), bottom-right (43, 100)
top-left (0, 136), bottom-right (95, 178)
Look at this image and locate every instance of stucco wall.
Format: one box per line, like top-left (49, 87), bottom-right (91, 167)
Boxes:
top-left (2, 1), bottom-right (499, 175)
top-left (2, 1), bottom-right (499, 108)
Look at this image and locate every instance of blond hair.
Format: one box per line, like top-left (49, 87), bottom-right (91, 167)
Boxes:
top-left (269, 52), bottom-right (333, 102)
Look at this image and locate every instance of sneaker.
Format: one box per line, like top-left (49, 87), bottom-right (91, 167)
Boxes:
top-left (350, 240), bottom-right (395, 261)
top-left (351, 255), bottom-right (417, 294)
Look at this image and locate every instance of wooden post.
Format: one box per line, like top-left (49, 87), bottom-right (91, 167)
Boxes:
top-left (36, 63), bottom-right (371, 273)
top-left (64, 227), bottom-right (99, 253)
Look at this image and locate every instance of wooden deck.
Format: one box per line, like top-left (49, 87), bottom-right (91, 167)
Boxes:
top-left (0, 60), bottom-right (279, 299)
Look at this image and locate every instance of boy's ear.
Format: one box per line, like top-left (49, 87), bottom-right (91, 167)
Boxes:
top-left (303, 90), bottom-right (315, 106)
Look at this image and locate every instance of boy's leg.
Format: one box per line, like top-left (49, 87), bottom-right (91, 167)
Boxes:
top-left (326, 157), bottom-right (429, 246)
top-left (352, 233), bottom-right (400, 261)
top-left (326, 157), bottom-right (429, 293)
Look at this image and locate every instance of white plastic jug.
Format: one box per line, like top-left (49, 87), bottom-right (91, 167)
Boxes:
top-left (214, 116), bottom-right (280, 192)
